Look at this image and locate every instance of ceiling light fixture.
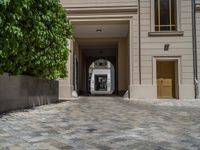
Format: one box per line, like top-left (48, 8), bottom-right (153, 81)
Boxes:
top-left (96, 29), bottom-right (102, 32)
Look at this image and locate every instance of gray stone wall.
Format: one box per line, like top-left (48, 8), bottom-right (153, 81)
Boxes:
top-left (0, 74), bottom-right (58, 113)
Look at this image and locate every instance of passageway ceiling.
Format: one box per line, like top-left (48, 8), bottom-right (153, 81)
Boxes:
top-left (74, 24), bottom-right (129, 38)
top-left (73, 21), bottom-right (129, 57)
top-left (79, 40), bottom-right (117, 57)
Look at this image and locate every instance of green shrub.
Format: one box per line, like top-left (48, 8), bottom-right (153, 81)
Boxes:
top-left (0, 0), bottom-right (73, 79)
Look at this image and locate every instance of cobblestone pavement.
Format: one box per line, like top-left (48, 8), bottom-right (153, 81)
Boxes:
top-left (0, 97), bottom-right (200, 150)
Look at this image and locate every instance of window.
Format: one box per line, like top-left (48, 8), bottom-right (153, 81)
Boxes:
top-left (155, 0), bottom-right (177, 31)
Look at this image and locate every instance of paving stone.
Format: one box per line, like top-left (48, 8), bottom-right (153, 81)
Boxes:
top-left (0, 97), bottom-right (200, 149)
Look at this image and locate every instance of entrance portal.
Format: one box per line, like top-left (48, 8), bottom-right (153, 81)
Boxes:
top-left (72, 21), bottom-right (130, 96)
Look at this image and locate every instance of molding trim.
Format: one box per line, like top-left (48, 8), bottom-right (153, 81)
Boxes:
top-left (67, 15), bottom-right (134, 21)
top-left (64, 5), bottom-right (138, 14)
top-left (148, 31), bottom-right (184, 37)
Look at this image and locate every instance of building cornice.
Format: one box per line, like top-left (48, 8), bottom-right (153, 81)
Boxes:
top-left (63, 3), bottom-right (200, 13)
top-left (64, 5), bottom-right (138, 14)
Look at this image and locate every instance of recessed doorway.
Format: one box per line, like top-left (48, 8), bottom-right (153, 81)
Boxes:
top-left (156, 60), bottom-right (179, 99)
top-left (95, 75), bottom-right (107, 91)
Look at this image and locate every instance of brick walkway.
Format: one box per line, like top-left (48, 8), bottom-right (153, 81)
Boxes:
top-left (0, 97), bottom-right (200, 150)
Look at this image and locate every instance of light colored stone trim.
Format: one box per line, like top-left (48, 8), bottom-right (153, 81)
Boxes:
top-left (58, 40), bottom-right (74, 100)
top-left (129, 84), bottom-right (157, 99)
top-left (67, 14), bottom-right (135, 21)
top-left (148, 31), bottom-right (184, 37)
top-left (129, 18), bottom-right (134, 86)
top-left (64, 5), bottom-right (138, 13)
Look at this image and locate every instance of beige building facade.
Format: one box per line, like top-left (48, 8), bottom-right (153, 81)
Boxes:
top-left (59, 0), bottom-right (200, 99)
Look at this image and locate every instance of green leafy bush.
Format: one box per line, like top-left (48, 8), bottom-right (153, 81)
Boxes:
top-left (0, 0), bottom-right (73, 79)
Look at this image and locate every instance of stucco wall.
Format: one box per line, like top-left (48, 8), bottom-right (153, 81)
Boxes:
top-left (118, 38), bottom-right (129, 94)
top-left (132, 0), bottom-right (195, 99)
top-left (196, 10), bottom-right (200, 98)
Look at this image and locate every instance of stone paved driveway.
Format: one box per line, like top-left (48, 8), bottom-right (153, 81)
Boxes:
top-left (0, 97), bottom-right (200, 150)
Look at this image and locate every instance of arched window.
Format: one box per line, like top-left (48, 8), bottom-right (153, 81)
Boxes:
top-left (155, 0), bottom-right (177, 31)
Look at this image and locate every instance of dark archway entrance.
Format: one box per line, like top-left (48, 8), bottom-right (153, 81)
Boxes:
top-left (76, 45), bottom-right (118, 96)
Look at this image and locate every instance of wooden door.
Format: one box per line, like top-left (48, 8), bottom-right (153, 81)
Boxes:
top-left (157, 61), bottom-right (176, 99)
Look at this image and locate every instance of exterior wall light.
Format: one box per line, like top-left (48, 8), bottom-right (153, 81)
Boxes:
top-left (164, 44), bottom-right (170, 51)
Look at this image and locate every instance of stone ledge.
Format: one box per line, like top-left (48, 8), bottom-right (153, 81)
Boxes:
top-left (64, 5), bottom-right (138, 13)
top-left (148, 31), bottom-right (184, 37)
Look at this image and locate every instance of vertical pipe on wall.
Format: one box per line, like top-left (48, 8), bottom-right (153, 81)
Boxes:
top-left (191, 0), bottom-right (199, 99)
top-left (138, 0), bottom-right (142, 84)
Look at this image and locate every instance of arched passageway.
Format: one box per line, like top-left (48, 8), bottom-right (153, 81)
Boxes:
top-left (88, 59), bottom-right (115, 95)
top-left (72, 21), bottom-right (130, 97)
